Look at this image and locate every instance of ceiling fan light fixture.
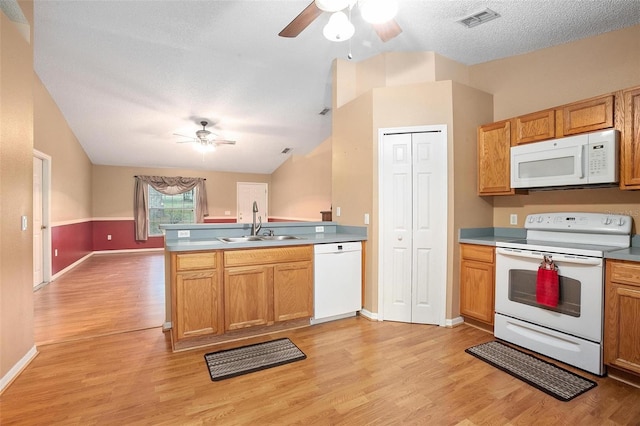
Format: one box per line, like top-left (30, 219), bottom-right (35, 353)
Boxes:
top-left (323, 11), bottom-right (355, 42)
top-left (360, 0), bottom-right (397, 24)
top-left (195, 142), bottom-right (216, 153)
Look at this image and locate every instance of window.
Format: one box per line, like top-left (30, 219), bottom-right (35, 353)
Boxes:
top-left (148, 186), bottom-right (195, 236)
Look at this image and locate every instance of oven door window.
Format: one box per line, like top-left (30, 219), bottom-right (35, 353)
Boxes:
top-left (508, 269), bottom-right (581, 317)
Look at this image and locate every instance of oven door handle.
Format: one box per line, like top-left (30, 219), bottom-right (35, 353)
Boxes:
top-left (496, 247), bottom-right (602, 265)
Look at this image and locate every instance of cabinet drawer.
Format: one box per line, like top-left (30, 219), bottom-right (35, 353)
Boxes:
top-left (608, 261), bottom-right (640, 288)
top-left (176, 252), bottom-right (217, 271)
top-left (224, 245), bottom-right (313, 267)
top-left (460, 244), bottom-right (495, 264)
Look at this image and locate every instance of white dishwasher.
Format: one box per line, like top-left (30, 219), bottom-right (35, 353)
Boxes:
top-left (312, 242), bottom-right (362, 324)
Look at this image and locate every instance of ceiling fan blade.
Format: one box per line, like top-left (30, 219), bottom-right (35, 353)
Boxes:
top-left (372, 19), bottom-right (402, 42)
top-left (173, 132), bottom-right (196, 139)
top-left (215, 140), bottom-right (236, 145)
top-left (176, 140), bottom-right (195, 144)
top-left (279, 1), bottom-right (323, 38)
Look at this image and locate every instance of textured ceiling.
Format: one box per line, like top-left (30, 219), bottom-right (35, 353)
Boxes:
top-left (33, 1), bottom-right (640, 174)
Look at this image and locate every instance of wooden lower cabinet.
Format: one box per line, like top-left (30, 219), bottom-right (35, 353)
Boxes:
top-left (171, 251), bottom-right (223, 343)
top-left (224, 265), bottom-right (271, 331)
top-left (459, 244), bottom-right (495, 325)
top-left (274, 261), bottom-right (313, 322)
top-left (223, 245), bottom-right (314, 332)
top-left (604, 260), bottom-right (640, 376)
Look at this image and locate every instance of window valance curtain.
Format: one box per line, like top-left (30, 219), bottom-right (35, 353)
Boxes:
top-left (134, 175), bottom-right (208, 241)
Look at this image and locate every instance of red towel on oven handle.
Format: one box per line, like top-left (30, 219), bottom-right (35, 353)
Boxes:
top-left (536, 266), bottom-right (559, 307)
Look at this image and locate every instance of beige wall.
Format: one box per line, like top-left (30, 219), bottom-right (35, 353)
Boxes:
top-left (1, 0), bottom-right (35, 384)
top-left (469, 24), bottom-right (640, 227)
top-left (92, 165), bottom-right (271, 219)
top-left (34, 76), bottom-right (93, 223)
top-left (449, 82), bottom-right (495, 317)
top-left (270, 137), bottom-right (332, 221)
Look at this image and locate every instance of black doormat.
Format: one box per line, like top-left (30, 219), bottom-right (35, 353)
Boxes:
top-left (465, 341), bottom-right (597, 401)
top-left (204, 338), bottom-right (306, 381)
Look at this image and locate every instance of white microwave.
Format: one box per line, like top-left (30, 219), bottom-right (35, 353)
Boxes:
top-left (510, 129), bottom-right (619, 189)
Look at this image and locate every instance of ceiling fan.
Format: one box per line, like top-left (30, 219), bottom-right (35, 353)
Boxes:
top-left (173, 121), bottom-right (236, 151)
top-left (279, 0), bottom-right (402, 43)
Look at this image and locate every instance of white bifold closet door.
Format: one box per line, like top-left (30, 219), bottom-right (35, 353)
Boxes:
top-left (380, 127), bottom-right (447, 324)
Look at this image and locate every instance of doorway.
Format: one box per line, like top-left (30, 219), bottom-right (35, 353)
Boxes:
top-left (378, 125), bottom-right (447, 325)
top-left (237, 182), bottom-right (268, 225)
top-left (33, 150), bottom-right (52, 289)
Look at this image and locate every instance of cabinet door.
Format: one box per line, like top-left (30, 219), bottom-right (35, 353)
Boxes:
top-left (559, 94), bottom-right (614, 136)
top-left (621, 87), bottom-right (640, 189)
top-left (477, 120), bottom-right (514, 195)
top-left (513, 109), bottom-right (555, 145)
top-left (460, 258), bottom-right (495, 324)
top-left (273, 261), bottom-right (313, 322)
top-left (175, 270), bottom-right (222, 339)
top-left (604, 261), bottom-right (640, 374)
top-left (224, 266), bottom-right (271, 331)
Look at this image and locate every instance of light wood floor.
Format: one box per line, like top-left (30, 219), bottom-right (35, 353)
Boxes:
top-left (2, 252), bottom-right (640, 425)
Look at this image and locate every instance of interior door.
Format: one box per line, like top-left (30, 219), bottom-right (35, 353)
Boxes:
top-left (33, 156), bottom-right (44, 287)
top-left (381, 128), bottom-right (447, 324)
top-left (237, 182), bottom-right (268, 225)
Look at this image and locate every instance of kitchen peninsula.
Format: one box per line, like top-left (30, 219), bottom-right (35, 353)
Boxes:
top-left (161, 222), bottom-right (366, 351)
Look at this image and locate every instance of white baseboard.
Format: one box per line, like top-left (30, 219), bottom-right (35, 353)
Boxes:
top-left (0, 346), bottom-right (38, 394)
top-left (358, 309), bottom-right (379, 321)
top-left (446, 316), bottom-right (465, 328)
top-left (51, 252), bottom-right (94, 281)
top-left (93, 248), bottom-right (163, 255)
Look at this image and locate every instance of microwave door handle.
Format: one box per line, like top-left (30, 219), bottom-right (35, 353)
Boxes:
top-left (577, 145), bottom-right (585, 179)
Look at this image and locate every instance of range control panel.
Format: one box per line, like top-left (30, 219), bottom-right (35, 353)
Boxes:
top-left (524, 212), bottom-right (632, 234)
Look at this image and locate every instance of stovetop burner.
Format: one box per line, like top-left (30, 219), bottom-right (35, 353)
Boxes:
top-left (497, 212), bottom-right (632, 257)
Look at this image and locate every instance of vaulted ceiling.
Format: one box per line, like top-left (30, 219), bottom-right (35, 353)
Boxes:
top-left (32, 1), bottom-right (640, 174)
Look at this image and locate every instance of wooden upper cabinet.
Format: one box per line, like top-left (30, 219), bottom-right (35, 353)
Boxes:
top-left (558, 94), bottom-right (614, 136)
top-left (477, 120), bottom-right (514, 195)
top-left (513, 109), bottom-right (555, 145)
top-left (620, 86), bottom-right (640, 189)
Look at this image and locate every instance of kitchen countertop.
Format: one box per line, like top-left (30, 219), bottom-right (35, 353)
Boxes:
top-left (162, 222), bottom-right (367, 252)
top-left (458, 227), bottom-right (526, 246)
top-left (460, 227), bottom-right (640, 262)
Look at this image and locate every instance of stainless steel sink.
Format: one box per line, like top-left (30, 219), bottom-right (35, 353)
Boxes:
top-left (260, 235), bottom-right (301, 241)
top-left (217, 235), bottom-right (301, 243)
top-left (217, 236), bottom-right (264, 243)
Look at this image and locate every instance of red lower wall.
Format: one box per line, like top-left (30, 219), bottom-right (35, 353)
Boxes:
top-left (52, 221), bottom-right (93, 275)
top-left (92, 220), bottom-right (164, 251)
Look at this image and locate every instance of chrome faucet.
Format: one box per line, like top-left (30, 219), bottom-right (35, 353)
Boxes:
top-left (251, 201), bottom-right (262, 236)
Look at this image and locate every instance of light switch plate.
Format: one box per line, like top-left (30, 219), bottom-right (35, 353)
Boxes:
top-left (510, 214), bottom-right (518, 225)
top-left (315, 226), bottom-right (324, 233)
top-left (177, 230), bottom-right (190, 238)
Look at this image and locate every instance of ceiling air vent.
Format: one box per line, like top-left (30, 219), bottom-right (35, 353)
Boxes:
top-left (458, 8), bottom-right (500, 28)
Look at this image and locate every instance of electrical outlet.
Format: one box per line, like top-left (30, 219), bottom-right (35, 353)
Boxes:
top-left (364, 213), bottom-right (370, 225)
top-left (510, 214), bottom-right (518, 225)
top-left (107, 234), bottom-right (112, 240)
top-left (177, 230), bottom-right (190, 238)
top-left (336, 207), bottom-right (341, 217)
top-left (224, 210), bottom-right (231, 216)
top-left (54, 249), bottom-right (58, 257)
top-left (315, 226), bottom-right (324, 233)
